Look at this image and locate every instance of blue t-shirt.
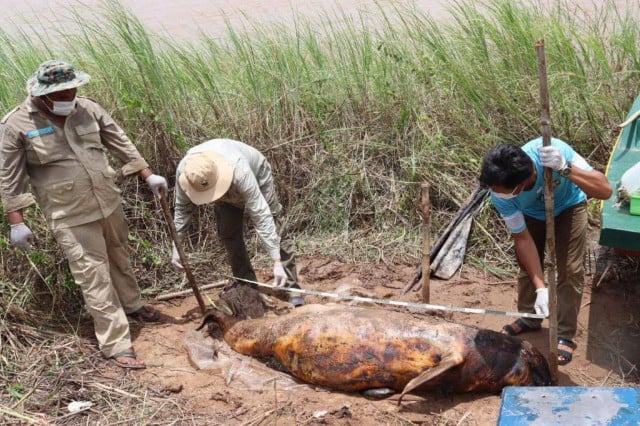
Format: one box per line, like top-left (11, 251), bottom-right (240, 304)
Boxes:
top-left (490, 137), bottom-right (591, 233)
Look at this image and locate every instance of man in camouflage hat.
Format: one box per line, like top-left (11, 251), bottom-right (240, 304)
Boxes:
top-left (0, 60), bottom-right (168, 369)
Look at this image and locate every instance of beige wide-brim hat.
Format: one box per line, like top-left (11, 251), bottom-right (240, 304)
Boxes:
top-left (178, 151), bottom-right (234, 205)
top-left (26, 60), bottom-right (91, 97)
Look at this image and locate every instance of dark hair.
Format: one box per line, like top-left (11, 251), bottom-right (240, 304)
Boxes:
top-left (479, 144), bottom-right (533, 188)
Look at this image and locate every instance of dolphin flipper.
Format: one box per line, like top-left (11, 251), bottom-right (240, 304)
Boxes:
top-left (397, 353), bottom-right (464, 405)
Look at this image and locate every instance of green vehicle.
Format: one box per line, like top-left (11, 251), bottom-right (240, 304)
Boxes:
top-left (594, 95), bottom-right (640, 287)
top-left (599, 95), bottom-right (640, 254)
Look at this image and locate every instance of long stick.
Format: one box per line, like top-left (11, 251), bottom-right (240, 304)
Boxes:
top-left (536, 39), bottom-right (559, 382)
top-left (421, 183), bottom-right (431, 303)
top-left (235, 276), bottom-right (545, 319)
top-left (156, 280), bottom-right (227, 301)
top-left (158, 189), bottom-right (207, 314)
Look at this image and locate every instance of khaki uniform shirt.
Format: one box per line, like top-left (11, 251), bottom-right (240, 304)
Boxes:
top-left (174, 139), bottom-right (281, 260)
top-left (0, 96), bottom-right (148, 229)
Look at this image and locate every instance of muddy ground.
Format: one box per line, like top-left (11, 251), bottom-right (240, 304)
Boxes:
top-left (97, 240), bottom-right (640, 426)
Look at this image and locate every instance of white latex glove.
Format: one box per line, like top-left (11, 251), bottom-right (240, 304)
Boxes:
top-left (10, 223), bottom-right (34, 252)
top-left (145, 174), bottom-right (168, 197)
top-left (534, 287), bottom-right (549, 317)
top-left (273, 261), bottom-right (288, 287)
top-left (537, 146), bottom-right (567, 171)
top-left (171, 242), bottom-right (184, 271)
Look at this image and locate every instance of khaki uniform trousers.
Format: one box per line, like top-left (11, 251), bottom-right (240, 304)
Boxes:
top-left (516, 202), bottom-right (587, 340)
top-left (52, 205), bottom-right (142, 357)
top-left (214, 202), bottom-right (299, 294)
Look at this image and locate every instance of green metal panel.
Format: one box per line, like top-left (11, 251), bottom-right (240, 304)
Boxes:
top-left (599, 95), bottom-right (640, 250)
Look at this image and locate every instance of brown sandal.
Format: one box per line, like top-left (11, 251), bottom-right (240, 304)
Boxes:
top-left (110, 351), bottom-right (146, 369)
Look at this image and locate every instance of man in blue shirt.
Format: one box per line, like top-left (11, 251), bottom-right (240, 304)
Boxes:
top-left (479, 138), bottom-right (612, 366)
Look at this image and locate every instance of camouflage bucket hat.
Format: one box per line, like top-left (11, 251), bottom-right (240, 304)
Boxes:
top-left (26, 60), bottom-right (91, 96)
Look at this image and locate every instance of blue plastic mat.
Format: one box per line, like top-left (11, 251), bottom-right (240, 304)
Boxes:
top-left (498, 386), bottom-right (639, 425)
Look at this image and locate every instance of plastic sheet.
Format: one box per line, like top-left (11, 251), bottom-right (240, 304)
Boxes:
top-left (183, 328), bottom-right (310, 392)
top-left (620, 161), bottom-right (640, 195)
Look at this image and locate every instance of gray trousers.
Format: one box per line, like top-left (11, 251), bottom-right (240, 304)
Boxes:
top-left (516, 202), bottom-right (587, 341)
top-left (214, 203), bottom-right (299, 292)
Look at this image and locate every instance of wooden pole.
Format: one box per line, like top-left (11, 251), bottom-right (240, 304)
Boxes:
top-left (158, 189), bottom-right (208, 315)
top-left (156, 280), bottom-right (227, 301)
top-left (421, 183), bottom-right (431, 303)
top-left (535, 39), bottom-right (559, 383)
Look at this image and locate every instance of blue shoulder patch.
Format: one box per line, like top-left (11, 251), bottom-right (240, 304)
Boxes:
top-left (26, 126), bottom-right (54, 138)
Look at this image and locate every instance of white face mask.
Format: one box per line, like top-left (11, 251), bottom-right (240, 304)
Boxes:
top-left (493, 186), bottom-right (520, 200)
top-left (45, 96), bottom-right (77, 116)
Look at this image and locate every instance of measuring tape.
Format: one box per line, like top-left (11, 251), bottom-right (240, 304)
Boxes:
top-left (228, 276), bottom-right (545, 320)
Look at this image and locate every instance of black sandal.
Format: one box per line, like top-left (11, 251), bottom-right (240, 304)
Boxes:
top-left (558, 337), bottom-right (577, 366)
top-left (502, 318), bottom-right (540, 336)
top-left (128, 305), bottom-right (160, 323)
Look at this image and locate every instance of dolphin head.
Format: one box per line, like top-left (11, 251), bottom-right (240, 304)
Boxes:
top-left (471, 330), bottom-right (552, 389)
top-left (517, 340), bottom-right (552, 386)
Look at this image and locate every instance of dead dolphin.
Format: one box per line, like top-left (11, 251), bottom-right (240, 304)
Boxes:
top-left (198, 303), bottom-right (551, 403)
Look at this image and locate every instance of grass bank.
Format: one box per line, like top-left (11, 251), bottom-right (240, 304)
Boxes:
top-left (1, 0), bottom-right (639, 421)
top-left (1, 0), bottom-right (636, 273)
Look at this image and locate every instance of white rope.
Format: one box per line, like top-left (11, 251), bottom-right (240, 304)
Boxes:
top-left (229, 276), bottom-right (545, 319)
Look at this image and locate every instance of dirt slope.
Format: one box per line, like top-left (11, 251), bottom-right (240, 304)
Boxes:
top-left (116, 251), bottom-right (640, 425)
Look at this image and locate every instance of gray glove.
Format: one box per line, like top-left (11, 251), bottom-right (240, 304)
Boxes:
top-left (10, 223), bottom-right (34, 252)
top-left (538, 146), bottom-right (567, 171)
top-left (273, 261), bottom-right (287, 287)
top-left (145, 174), bottom-right (168, 197)
top-left (171, 242), bottom-right (184, 271)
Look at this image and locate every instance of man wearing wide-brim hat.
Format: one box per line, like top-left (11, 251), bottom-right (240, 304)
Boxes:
top-left (171, 138), bottom-right (306, 307)
top-left (0, 60), bottom-right (168, 369)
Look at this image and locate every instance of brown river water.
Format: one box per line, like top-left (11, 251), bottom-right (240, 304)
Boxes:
top-left (3, 0), bottom-right (447, 40)
top-left (2, 0), bottom-right (636, 42)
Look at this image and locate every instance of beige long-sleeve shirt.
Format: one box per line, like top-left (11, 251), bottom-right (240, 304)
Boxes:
top-left (174, 139), bottom-right (282, 260)
top-left (0, 96), bottom-right (148, 229)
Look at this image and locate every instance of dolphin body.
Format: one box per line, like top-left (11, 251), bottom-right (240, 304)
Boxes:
top-left (199, 300), bottom-right (551, 403)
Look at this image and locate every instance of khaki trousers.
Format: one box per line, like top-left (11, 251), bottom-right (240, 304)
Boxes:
top-left (52, 205), bottom-right (142, 357)
top-left (214, 202), bottom-right (299, 292)
top-left (516, 202), bottom-right (587, 340)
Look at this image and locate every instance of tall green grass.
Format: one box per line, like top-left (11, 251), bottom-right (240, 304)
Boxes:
top-left (1, 0), bottom-right (639, 298)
